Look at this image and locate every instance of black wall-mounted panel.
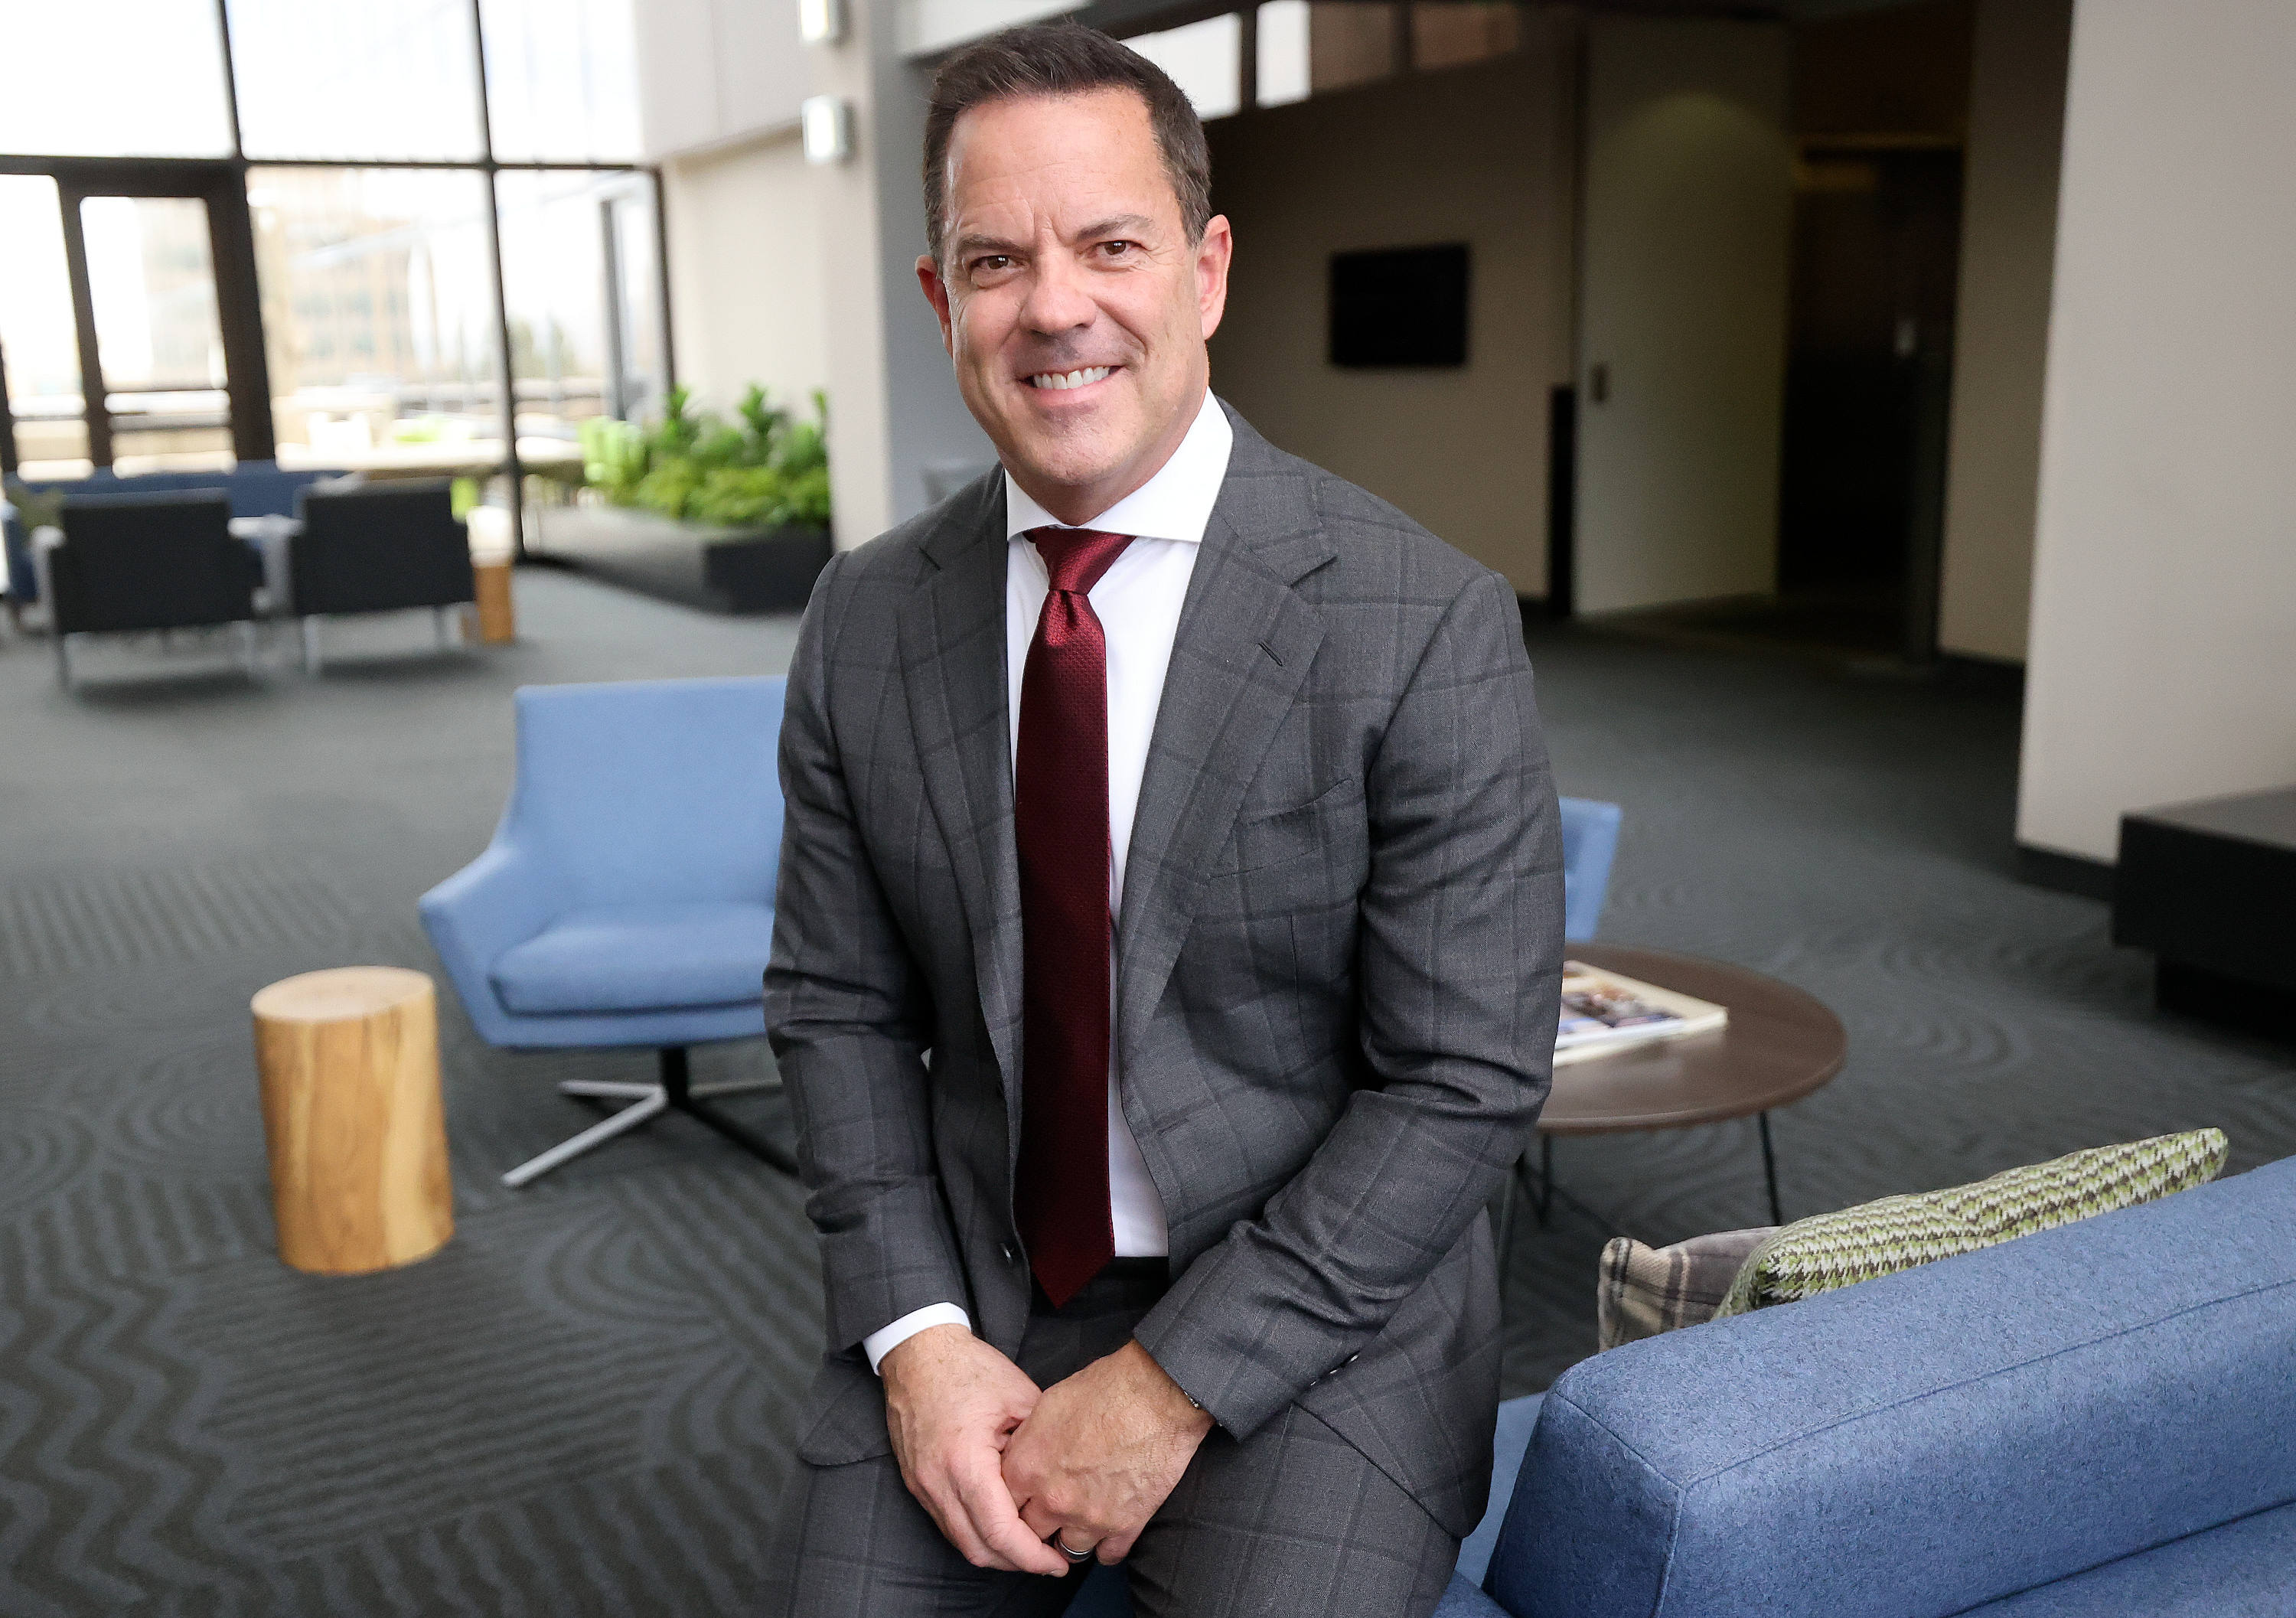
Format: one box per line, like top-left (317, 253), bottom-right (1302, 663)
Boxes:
top-left (1329, 243), bottom-right (1469, 368)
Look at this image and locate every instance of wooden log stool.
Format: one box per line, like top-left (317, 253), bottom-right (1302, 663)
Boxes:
top-left (466, 559), bottom-right (517, 644)
top-left (252, 967), bottom-right (455, 1274)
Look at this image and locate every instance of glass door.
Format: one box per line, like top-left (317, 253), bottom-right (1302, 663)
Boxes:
top-left (0, 175), bottom-right (87, 477)
top-left (5, 162), bottom-right (276, 475)
top-left (76, 194), bottom-right (235, 473)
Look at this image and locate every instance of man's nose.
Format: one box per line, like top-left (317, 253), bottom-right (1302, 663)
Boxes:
top-left (1016, 251), bottom-right (1097, 338)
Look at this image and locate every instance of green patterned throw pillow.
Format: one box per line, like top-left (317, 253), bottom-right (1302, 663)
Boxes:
top-left (1715, 1129), bottom-right (2229, 1319)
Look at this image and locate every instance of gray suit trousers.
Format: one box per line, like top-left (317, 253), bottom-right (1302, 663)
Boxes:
top-left (761, 1269), bottom-right (1457, 1618)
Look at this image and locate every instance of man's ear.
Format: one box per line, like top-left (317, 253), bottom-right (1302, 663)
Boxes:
top-left (917, 255), bottom-right (957, 356)
top-left (1195, 215), bottom-right (1234, 344)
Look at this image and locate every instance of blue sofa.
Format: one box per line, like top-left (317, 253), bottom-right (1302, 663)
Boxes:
top-left (1439, 1152), bottom-right (2296, 1616)
top-left (5, 462), bottom-right (328, 607)
top-left (1067, 1156), bottom-right (2294, 1615)
top-left (27, 460), bottom-right (325, 518)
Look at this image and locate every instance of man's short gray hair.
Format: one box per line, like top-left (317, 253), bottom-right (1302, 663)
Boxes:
top-left (922, 21), bottom-right (1213, 264)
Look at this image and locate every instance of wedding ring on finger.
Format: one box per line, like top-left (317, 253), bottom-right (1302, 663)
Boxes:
top-left (1050, 1530), bottom-right (1096, 1564)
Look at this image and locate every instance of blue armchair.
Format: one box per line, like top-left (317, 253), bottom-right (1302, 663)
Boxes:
top-left (419, 676), bottom-right (795, 1187)
top-left (1558, 797), bottom-right (1622, 943)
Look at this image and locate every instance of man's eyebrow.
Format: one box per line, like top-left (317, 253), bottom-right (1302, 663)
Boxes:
top-left (951, 232), bottom-right (1025, 259)
top-left (950, 216), bottom-right (1156, 261)
top-left (1072, 214), bottom-right (1155, 242)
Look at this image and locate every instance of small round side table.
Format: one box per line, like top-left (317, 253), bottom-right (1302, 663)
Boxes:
top-left (1533, 944), bottom-right (1848, 1228)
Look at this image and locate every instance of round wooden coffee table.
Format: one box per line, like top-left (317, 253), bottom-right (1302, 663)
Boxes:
top-left (1531, 944), bottom-right (1847, 1226)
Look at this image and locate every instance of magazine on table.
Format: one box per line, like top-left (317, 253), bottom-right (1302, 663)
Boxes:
top-left (1554, 960), bottom-right (1729, 1066)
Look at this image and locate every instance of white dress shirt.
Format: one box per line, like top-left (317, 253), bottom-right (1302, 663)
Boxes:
top-left (863, 391), bottom-right (1234, 1372)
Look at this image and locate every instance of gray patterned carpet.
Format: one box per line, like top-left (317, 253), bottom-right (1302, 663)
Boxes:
top-left (1, 571), bottom-right (2289, 1614)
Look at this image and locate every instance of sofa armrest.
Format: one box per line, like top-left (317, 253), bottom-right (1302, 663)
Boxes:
top-left (417, 840), bottom-right (561, 1043)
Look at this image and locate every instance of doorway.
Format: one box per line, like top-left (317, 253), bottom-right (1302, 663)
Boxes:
top-left (1770, 0), bottom-right (1976, 661)
top-left (1573, 14), bottom-right (1795, 618)
top-left (0, 163), bottom-right (273, 478)
top-left (1774, 143), bottom-right (1964, 657)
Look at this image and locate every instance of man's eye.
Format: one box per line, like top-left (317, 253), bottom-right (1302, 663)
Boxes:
top-left (1097, 240), bottom-right (1137, 259)
top-left (971, 256), bottom-right (1013, 276)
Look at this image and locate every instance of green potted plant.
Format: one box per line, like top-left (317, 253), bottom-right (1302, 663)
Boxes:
top-left (576, 385), bottom-right (831, 612)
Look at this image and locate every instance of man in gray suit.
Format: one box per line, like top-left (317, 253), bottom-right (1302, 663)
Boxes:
top-left (763, 21), bottom-right (1563, 1616)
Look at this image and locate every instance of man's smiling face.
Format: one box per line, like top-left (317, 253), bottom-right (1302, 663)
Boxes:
top-left (918, 87), bottom-right (1232, 527)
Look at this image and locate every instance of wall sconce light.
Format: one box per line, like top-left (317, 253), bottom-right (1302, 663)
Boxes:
top-left (799, 0), bottom-right (848, 45)
top-left (801, 95), bottom-right (854, 164)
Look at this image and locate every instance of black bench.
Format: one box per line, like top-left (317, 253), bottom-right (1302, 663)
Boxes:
top-left (2115, 786), bottom-right (2296, 1039)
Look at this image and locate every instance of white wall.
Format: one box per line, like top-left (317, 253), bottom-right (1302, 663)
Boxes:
top-left (1207, 34), bottom-right (1579, 595)
top-left (662, 132), bottom-right (832, 421)
top-left (2016, 0), bottom-right (2296, 862)
top-left (899, 0), bottom-right (1071, 57)
top-left (1576, 17), bottom-right (1792, 616)
top-left (807, 0), bottom-right (995, 547)
top-left (634, 0), bottom-right (813, 158)
top-left (1936, 0), bottom-right (2072, 664)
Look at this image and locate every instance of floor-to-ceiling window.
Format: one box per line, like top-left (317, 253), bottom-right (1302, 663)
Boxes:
top-left (0, 0), bottom-right (663, 513)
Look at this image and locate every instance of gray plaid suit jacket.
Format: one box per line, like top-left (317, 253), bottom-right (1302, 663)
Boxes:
top-left (765, 403), bottom-right (1564, 1538)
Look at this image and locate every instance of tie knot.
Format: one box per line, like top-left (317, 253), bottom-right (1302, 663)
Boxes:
top-left (1028, 527), bottom-right (1133, 596)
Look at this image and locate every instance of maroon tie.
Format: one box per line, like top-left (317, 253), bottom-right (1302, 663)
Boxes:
top-left (1013, 526), bottom-right (1133, 1307)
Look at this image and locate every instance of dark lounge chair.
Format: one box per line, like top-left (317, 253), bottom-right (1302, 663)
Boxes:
top-left (288, 479), bottom-right (476, 672)
top-left (47, 491), bottom-right (259, 690)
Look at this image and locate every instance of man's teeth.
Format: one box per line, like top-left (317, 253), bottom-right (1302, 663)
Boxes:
top-left (1029, 367), bottom-right (1112, 390)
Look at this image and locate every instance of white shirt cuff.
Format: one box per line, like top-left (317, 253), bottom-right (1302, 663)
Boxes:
top-left (863, 1303), bottom-right (973, 1374)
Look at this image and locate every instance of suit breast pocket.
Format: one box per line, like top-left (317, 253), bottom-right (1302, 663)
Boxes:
top-left (1208, 774), bottom-right (1368, 881)
top-left (1187, 776), bottom-right (1369, 1009)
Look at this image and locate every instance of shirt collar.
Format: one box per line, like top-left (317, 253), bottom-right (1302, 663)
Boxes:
top-left (1003, 390), bottom-right (1233, 546)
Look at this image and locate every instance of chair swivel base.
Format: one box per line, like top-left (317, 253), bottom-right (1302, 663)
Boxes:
top-left (501, 1046), bottom-right (796, 1188)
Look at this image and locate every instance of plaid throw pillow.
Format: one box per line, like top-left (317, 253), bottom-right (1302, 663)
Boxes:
top-left (1716, 1128), bottom-right (2229, 1319)
top-left (1597, 1227), bottom-right (1778, 1349)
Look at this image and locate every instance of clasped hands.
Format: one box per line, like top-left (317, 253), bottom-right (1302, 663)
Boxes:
top-left (881, 1323), bottom-right (1215, 1574)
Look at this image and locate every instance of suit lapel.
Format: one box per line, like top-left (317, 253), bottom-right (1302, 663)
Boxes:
top-left (895, 478), bottom-right (1025, 1114)
top-left (1115, 416), bottom-right (1335, 1068)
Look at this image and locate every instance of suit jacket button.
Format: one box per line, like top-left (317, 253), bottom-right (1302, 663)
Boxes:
top-left (1001, 1243), bottom-right (1019, 1264)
